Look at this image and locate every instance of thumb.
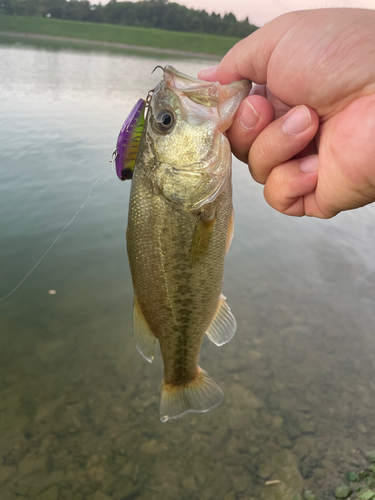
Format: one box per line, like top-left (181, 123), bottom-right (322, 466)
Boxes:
top-left (198, 11), bottom-right (302, 85)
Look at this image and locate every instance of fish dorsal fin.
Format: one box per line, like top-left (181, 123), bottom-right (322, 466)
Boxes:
top-left (226, 208), bottom-right (235, 254)
top-left (206, 294), bottom-right (236, 346)
top-left (133, 297), bottom-right (157, 363)
top-left (160, 367), bottom-right (224, 422)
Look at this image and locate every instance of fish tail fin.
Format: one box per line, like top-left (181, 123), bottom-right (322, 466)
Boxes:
top-left (160, 367), bottom-right (224, 422)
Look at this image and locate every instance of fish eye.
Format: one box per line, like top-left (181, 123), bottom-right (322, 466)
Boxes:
top-left (160, 113), bottom-right (172, 126)
top-left (154, 108), bottom-right (175, 134)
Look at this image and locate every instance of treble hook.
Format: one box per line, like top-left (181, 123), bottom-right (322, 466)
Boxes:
top-left (146, 66), bottom-right (163, 108)
top-left (151, 65), bottom-right (164, 74)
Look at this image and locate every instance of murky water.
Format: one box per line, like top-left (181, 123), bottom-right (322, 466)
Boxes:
top-left (1, 38), bottom-right (375, 500)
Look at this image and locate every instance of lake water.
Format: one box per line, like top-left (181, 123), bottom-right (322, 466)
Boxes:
top-left (1, 38), bottom-right (375, 500)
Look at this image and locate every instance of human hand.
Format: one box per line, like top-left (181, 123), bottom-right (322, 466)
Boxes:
top-left (199, 9), bottom-right (375, 218)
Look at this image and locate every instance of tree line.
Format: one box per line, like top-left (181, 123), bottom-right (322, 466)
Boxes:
top-left (1, 0), bottom-right (258, 38)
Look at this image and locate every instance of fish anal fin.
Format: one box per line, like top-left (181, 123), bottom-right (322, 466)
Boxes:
top-left (133, 297), bottom-right (157, 363)
top-left (206, 293), bottom-right (236, 346)
top-left (226, 208), bottom-right (234, 254)
top-left (160, 367), bottom-right (223, 422)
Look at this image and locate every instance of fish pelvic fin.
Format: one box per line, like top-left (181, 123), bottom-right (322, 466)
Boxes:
top-left (226, 208), bottom-right (235, 254)
top-left (160, 367), bottom-right (224, 422)
top-left (133, 297), bottom-right (157, 363)
top-left (206, 293), bottom-right (237, 346)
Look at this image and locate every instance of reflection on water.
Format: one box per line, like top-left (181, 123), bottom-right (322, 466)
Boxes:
top-left (1, 40), bottom-right (375, 500)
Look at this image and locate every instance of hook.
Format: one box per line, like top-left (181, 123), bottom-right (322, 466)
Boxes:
top-left (151, 65), bottom-right (164, 74)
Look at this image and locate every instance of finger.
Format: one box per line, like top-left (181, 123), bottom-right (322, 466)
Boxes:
top-left (198, 11), bottom-right (303, 84)
top-left (251, 84), bottom-right (292, 119)
top-left (294, 140), bottom-right (318, 159)
top-left (263, 155), bottom-right (320, 217)
top-left (249, 105), bottom-right (319, 184)
top-left (227, 95), bottom-right (275, 163)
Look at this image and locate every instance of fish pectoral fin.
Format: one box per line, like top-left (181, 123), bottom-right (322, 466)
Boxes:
top-left (206, 293), bottom-right (237, 346)
top-left (226, 208), bottom-right (235, 254)
top-left (133, 297), bottom-right (157, 363)
top-left (189, 210), bottom-right (216, 266)
top-left (160, 367), bottom-right (223, 423)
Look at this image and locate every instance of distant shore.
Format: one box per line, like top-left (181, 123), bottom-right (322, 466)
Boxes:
top-left (0, 30), bottom-right (220, 59)
top-left (0, 15), bottom-right (239, 58)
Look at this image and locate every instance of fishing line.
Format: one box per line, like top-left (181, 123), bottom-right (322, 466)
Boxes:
top-left (0, 162), bottom-right (110, 304)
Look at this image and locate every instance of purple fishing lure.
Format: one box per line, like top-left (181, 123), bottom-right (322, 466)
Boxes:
top-left (115, 98), bottom-right (146, 181)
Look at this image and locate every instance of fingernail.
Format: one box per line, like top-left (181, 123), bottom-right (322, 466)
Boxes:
top-left (240, 100), bottom-right (260, 130)
top-left (199, 66), bottom-right (218, 78)
top-left (300, 155), bottom-right (319, 173)
top-left (282, 105), bottom-right (311, 135)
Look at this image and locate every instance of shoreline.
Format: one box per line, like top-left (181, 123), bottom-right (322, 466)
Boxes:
top-left (0, 30), bottom-right (220, 60)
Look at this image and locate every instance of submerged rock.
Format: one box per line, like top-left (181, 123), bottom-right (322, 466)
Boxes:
top-left (18, 456), bottom-right (46, 477)
top-left (182, 475), bottom-right (198, 490)
top-left (299, 421), bottom-right (316, 434)
top-left (37, 485), bottom-right (59, 500)
top-left (304, 490), bottom-right (318, 500)
top-left (0, 466), bottom-right (15, 486)
top-left (90, 492), bottom-right (113, 500)
top-left (139, 439), bottom-right (166, 454)
top-left (259, 450), bottom-right (304, 500)
top-left (258, 462), bottom-right (274, 480)
top-left (111, 476), bottom-right (138, 500)
top-left (356, 490), bottom-right (375, 500)
top-left (277, 435), bottom-right (293, 448)
top-left (234, 474), bottom-right (250, 492)
top-left (346, 471), bottom-right (359, 482)
top-left (334, 484), bottom-right (352, 499)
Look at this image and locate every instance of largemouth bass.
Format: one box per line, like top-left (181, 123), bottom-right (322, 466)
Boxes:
top-left (116, 66), bottom-right (250, 422)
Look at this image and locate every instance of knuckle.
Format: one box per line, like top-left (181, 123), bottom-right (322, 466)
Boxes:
top-left (264, 177), bottom-right (283, 211)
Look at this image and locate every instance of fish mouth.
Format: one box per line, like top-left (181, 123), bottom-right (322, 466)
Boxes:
top-left (164, 65), bottom-right (216, 88)
top-left (163, 65), bottom-right (251, 94)
top-left (162, 65), bottom-right (251, 129)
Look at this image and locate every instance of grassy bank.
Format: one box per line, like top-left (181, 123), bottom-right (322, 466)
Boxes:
top-left (0, 15), bottom-right (241, 56)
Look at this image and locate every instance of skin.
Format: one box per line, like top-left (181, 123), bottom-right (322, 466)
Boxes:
top-left (198, 8), bottom-right (375, 219)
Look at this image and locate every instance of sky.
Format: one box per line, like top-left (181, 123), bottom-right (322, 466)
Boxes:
top-left (109, 0), bottom-right (375, 26)
top-left (174, 0), bottom-right (375, 25)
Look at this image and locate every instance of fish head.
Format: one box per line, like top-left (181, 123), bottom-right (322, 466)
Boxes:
top-left (141, 66), bottom-right (251, 210)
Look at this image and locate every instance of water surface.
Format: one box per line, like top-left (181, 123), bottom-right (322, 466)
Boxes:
top-left (1, 40), bottom-right (375, 500)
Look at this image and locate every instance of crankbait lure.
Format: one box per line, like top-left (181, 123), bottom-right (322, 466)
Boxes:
top-left (115, 98), bottom-right (146, 181)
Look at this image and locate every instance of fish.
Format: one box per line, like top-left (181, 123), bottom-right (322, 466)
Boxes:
top-left (115, 66), bottom-right (251, 422)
